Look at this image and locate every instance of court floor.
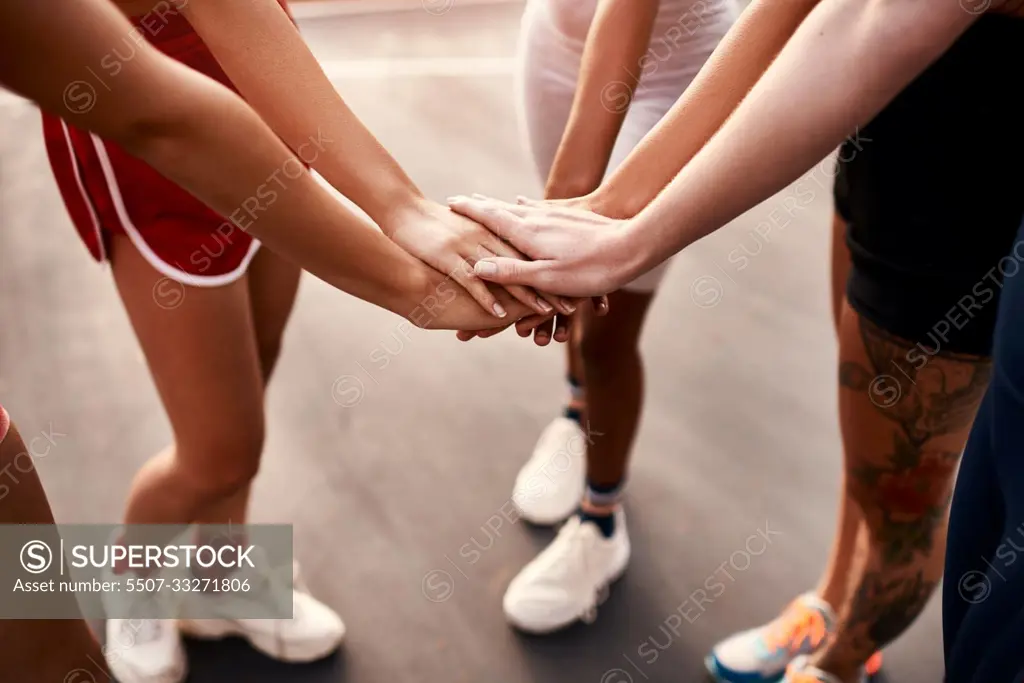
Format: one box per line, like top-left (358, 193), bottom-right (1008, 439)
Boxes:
top-left (0, 1), bottom-right (941, 681)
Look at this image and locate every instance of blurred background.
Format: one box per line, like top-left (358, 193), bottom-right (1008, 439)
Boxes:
top-left (0, 0), bottom-right (939, 681)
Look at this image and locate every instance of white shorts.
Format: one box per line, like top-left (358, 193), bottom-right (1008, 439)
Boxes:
top-left (515, 0), bottom-right (738, 292)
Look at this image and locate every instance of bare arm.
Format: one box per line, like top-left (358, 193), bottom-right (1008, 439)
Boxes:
top-left (175, 0), bottom-right (418, 230)
top-left (451, 0), bottom-right (980, 296)
top-left (624, 0), bottom-right (978, 272)
top-left (0, 0), bottom-right (532, 330)
top-left (543, 0), bottom-right (660, 199)
top-left (173, 0), bottom-right (560, 317)
top-left (583, 0), bottom-right (819, 217)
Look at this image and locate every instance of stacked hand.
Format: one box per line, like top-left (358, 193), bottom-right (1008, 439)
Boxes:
top-left (447, 194), bottom-right (637, 297)
top-left (386, 196), bottom-right (609, 342)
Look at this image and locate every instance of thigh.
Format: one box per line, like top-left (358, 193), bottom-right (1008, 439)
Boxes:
top-left (109, 235), bottom-right (265, 467)
top-left (842, 16), bottom-right (1024, 357)
top-left (246, 247), bottom-right (301, 381)
top-left (515, 0), bottom-right (583, 181)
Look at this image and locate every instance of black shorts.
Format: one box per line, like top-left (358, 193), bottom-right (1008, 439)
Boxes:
top-left (835, 15), bottom-right (1024, 356)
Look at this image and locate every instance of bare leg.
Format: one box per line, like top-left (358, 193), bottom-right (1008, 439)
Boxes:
top-left (111, 235), bottom-right (267, 533)
top-left (577, 290), bottom-right (654, 499)
top-left (0, 415), bottom-right (110, 681)
top-left (815, 212), bottom-right (868, 610)
top-left (811, 303), bottom-right (990, 681)
top-left (196, 248), bottom-right (301, 529)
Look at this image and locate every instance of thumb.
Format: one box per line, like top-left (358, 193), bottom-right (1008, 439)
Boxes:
top-left (474, 257), bottom-right (551, 288)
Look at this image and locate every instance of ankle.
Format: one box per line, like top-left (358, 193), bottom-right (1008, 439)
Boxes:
top-left (580, 498), bottom-right (619, 516)
top-left (585, 480), bottom-right (625, 509)
top-left (809, 650), bottom-right (865, 683)
top-left (564, 375), bottom-right (586, 424)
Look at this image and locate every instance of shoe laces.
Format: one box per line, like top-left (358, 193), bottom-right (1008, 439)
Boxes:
top-left (763, 599), bottom-right (829, 655)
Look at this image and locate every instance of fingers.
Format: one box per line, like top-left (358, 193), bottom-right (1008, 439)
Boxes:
top-left (593, 295), bottom-right (609, 316)
top-left (473, 325), bottom-right (509, 339)
top-left (477, 234), bottom-right (575, 315)
top-left (552, 313), bottom-right (571, 343)
top-left (447, 262), bottom-right (508, 319)
top-left (515, 195), bottom-right (545, 207)
top-left (471, 244), bottom-right (551, 316)
top-left (531, 317), bottom-right (554, 346)
top-left (448, 196), bottom-right (540, 255)
top-left (471, 256), bottom-right (552, 289)
top-left (513, 314), bottom-right (553, 344)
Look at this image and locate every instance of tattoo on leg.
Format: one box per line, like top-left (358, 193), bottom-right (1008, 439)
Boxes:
top-left (849, 570), bottom-right (933, 648)
top-left (827, 314), bottom-right (991, 658)
top-left (839, 315), bottom-right (990, 565)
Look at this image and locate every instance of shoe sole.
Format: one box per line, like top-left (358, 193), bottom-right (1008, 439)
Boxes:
top-left (504, 554), bottom-right (629, 635)
top-left (109, 657), bottom-right (187, 683)
top-left (178, 619), bottom-right (344, 663)
top-left (704, 654), bottom-right (782, 683)
top-left (704, 653), bottom-right (877, 683)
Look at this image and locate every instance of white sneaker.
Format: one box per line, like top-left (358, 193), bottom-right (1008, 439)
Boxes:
top-left (101, 557), bottom-right (187, 683)
top-left (179, 561), bottom-right (345, 662)
top-left (503, 510), bottom-right (630, 633)
top-left (706, 592), bottom-right (883, 683)
top-left (512, 416), bottom-right (587, 525)
top-left (104, 616), bottom-right (187, 683)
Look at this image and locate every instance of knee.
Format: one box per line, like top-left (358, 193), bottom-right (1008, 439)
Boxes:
top-left (176, 418), bottom-right (265, 501)
top-left (578, 326), bottom-right (641, 380)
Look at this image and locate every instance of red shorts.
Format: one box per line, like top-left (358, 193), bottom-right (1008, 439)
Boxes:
top-left (42, 2), bottom-right (289, 286)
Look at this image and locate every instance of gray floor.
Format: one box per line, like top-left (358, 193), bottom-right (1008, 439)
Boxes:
top-left (0, 2), bottom-right (942, 681)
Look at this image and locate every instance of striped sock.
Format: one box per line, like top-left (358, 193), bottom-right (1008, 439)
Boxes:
top-left (580, 480), bottom-right (624, 538)
top-left (563, 374), bottom-right (585, 425)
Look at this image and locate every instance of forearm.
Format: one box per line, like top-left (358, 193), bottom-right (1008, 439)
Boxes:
top-left (131, 82), bottom-right (427, 313)
top-left (545, 0), bottom-right (659, 199)
top-left (592, 0), bottom-right (818, 218)
top-left (1, 0), bottom-right (427, 317)
top-left (622, 0), bottom-right (977, 277)
top-left (179, 0), bottom-right (423, 233)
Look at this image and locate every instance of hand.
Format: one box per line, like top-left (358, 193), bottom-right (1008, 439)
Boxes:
top-left (540, 189), bottom-right (637, 220)
top-left (402, 265), bottom-right (553, 331)
top-left (451, 194), bottom-right (611, 344)
top-left (382, 197), bottom-right (576, 318)
top-left (453, 294), bottom-right (609, 345)
top-left (447, 194), bottom-right (641, 297)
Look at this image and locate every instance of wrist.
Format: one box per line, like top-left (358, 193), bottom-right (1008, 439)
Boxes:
top-left (376, 192), bottom-right (434, 240)
top-left (385, 261), bottom-right (434, 324)
top-left (544, 177), bottom-right (601, 202)
top-left (605, 219), bottom-right (654, 288)
top-left (588, 185), bottom-right (646, 220)
top-left (344, 166), bottom-right (423, 237)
